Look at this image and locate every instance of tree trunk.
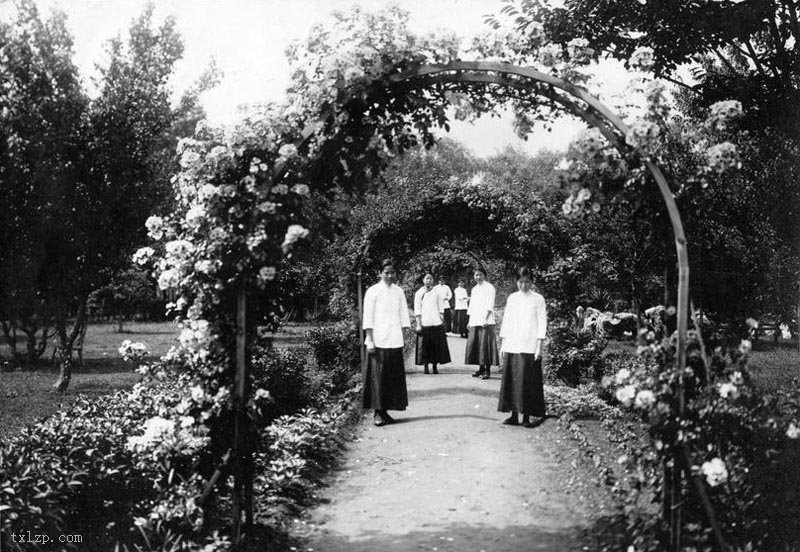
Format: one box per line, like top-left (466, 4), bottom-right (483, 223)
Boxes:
top-left (0, 318), bottom-right (20, 361)
top-left (51, 298), bottom-right (88, 393)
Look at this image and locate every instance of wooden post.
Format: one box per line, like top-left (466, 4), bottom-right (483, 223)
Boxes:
top-left (357, 270), bottom-right (365, 367)
top-left (232, 286), bottom-right (252, 544)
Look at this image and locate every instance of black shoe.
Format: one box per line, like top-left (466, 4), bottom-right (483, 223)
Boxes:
top-left (480, 373), bottom-right (490, 380)
top-left (502, 415), bottom-right (519, 426)
top-left (383, 412), bottom-right (396, 424)
top-left (471, 370), bottom-right (483, 378)
top-left (424, 366), bottom-right (430, 374)
top-left (523, 417), bottom-right (545, 428)
top-left (374, 414), bottom-right (386, 427)
top-left (432, 366), bottom-right (439, 374)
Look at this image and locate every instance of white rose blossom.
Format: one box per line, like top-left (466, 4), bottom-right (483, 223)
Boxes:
top-left (634, 389), bottom-right (656, 409)
top-left (701, 458), bottom-right (729, 487)
top-left (718, 382), bottom-right (739, 400)
top-left (615, 384), bottom-right (637, 407)
top-left (787, 422), bottom-right (800, 439)
top-left (538, 43), bottom-right (561, 67)
top-left (629, 46), bottom-right (655, 71)
top-left (258, 266), bottom-right (277, 283)
top-left (282, 224), bottom-right (310, 249)
top-left (291, 184), bottom-right (310, 196)
top-left (625, 120), bottom-right (661, 153)
top-left (614, 368), bottom-right (631, 385)
top-left (132, 246), bottom-right (155, 266)
top-left (157, 268), bottom-right (181, 291)
top-left (145, 215), bottom-right (165, 241)
top-left (706, 142), bottom-right (741, 174)
top-left (707, 100), bottom-right (743, 131)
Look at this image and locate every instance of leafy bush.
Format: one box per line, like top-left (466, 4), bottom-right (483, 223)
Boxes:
top-left (256, 389), bottom-right (360, 526)
top-left (251, 347), bottom-right (328, 420)
top-left (546, 319), bottom-right (607, 386)
top-left (0, 366), bottom-right (232, 552)
top-left (304, 322), bottom-right (361, 395)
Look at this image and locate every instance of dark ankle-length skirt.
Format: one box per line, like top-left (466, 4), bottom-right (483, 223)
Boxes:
top-left (453, 309), bottom-right (468, 336)
top-left (443, 308), bottom-right (452, 333)
top-left (362, 347), bottom-right (408, 411)
top-left (464, 325), bottom-right (499, 366)
top-left (415, 325), bottom-right (451, 365)
top-left (497, 352), bottom-right (546, 416)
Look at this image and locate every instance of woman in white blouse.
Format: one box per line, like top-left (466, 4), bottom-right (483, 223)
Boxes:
top-left (452, 279), bottom-right (470, 338)
top-left (465, 266), bottom-right (499, 379)
top-left (362, 259), bottom-right (411, 427)
top-left (414, 273), bottom-right (451, 374)
top-left (497, 267), bottom-right (548, 427)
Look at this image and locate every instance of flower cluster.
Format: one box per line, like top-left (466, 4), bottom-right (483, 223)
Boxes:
top-left (126, 414), bottom-right (210, 462)
top-left (566, 37), bottom-right (594, 65)
top-left (706, 99), bottom-right (743, 131)
top-left (706, 141), bottom-right (741, 174)
top-left (625, 120), bottom-right (661, 154)
top-left (118, 339), bottom-right (149, 362)
top-left (629, 46), bottom-right (655, 71)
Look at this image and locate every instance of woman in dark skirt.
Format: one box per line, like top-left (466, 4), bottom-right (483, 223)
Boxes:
top-left (362, 259), bottom-right (411, 427)
top-left (414, 273), bottom-right (451, 374)
top-left (498, 267), bottom-right (548, 427)
top-left (453, 279), bottom-right (470, 338)
top-left (465, 267), bottom-right (499, 379)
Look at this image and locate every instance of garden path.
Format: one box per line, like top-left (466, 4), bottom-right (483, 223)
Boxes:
top-left (295, 336), bottom-right (616, 552)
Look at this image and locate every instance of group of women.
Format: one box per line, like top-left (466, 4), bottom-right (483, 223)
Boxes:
top-left (361, 259), bottom-right (548, 428)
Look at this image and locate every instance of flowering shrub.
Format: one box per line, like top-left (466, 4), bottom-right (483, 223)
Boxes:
top-left (0, 364), bottom-right (231, 551)
top-left (119, 339), bottom-right (149, 362)
top-left (602, 329), bottom-right (800, 550)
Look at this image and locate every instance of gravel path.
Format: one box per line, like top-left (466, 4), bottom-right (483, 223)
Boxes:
top-left (295, 336), bottom-right (614, 552)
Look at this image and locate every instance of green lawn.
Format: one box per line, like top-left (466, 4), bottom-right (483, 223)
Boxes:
top-left (0, 321), bottom-right (180, 439)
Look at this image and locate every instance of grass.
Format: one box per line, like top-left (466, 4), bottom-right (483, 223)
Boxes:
top-left (0, 321), bottom-right (180, 439)
top-left (0, 321), bottom-right (322, 439)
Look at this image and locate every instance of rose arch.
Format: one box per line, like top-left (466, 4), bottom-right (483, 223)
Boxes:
top-left (143, 12), bottom-right (742, 548)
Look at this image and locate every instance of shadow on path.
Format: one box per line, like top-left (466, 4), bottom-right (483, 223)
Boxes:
top-left (305, 522), bottom-right (590, 552)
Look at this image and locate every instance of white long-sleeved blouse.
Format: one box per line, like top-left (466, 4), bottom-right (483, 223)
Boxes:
top-left (454, 286), bottom-right (469, 310)
top-left (499, 290), bottom-right (547, 354)
top-left (434, 284), bottom-right (452, 306)
top-left (414, 286), bottom-right (444, 327)
top-left (467, 281), bottom-right (496, 327)
top-left (363, 282), bottom-right (411, 348)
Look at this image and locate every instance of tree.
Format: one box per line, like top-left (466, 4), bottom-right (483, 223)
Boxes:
top-left (0, 1), bottom-right (187, 390)
top-left (493, 0), bottom-right (800, 325)
top-left (0, 0), bottom-right (87, 365)
top-left (46, 3), bottom-right (184, 391)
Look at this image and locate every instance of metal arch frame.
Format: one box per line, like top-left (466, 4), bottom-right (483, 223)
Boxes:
top-left (386, 61), bottom-right (689, 390)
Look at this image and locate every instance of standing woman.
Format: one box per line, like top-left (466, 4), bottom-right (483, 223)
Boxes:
top-left (414, 273), bottom-right (451, 374)
top-left (498, 267), bottom-right (548, 427)
top-left (453, 279), bottom-right (470, 338)
top-left (362, 259), bottom-right (411, 427)
top-left (465, 267), bottom-right (499, 379)
top-left (434, 277), bottom-right (453, 334)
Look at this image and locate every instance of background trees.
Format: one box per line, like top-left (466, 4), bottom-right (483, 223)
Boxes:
top-left (0, 1), bottom-right (196, 390)
top-left (496, 0), bottom-right (800, 328)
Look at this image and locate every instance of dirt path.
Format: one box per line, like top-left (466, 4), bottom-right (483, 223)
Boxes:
top-left (295, 336), bottom-right (615, 551)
